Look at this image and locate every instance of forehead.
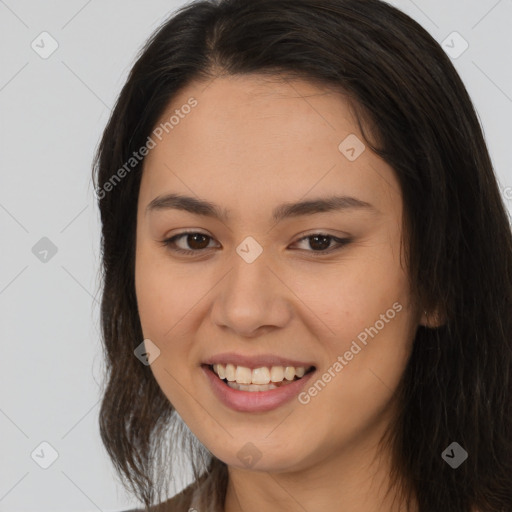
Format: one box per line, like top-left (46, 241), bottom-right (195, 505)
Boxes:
top-left (140, 75), bottom-right (399, 220)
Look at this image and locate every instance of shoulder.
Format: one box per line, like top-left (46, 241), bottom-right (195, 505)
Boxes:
top-left (119, 476), bottom-right (207, 512)
top-left (119, 461), bottom-right (226, 512)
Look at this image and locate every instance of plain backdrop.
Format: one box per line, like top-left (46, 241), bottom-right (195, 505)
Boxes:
top-left (1, 0), bottom-right (511, 510)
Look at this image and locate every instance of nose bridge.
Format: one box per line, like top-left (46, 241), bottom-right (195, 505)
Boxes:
top-left (224, 247), bottom-right (275, 310)
top-left (211, 246), bottom-right (291, 335)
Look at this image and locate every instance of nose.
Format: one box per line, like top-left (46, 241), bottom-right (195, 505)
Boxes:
top-left (210, 251), bottom-right (293, 338)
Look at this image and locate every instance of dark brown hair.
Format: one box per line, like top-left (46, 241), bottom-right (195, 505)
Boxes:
top-left (92, 0), bottom-right (512, 510)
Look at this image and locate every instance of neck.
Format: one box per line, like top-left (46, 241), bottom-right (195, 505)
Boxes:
top-left (223, 431), bottom-right (417, 512)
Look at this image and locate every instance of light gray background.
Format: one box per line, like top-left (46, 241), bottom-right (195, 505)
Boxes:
top-left (1, 0), bottom-right (511, 511)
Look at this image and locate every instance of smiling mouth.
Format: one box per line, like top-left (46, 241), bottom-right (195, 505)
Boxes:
top-left (207, 363), bottom-right (316, 392)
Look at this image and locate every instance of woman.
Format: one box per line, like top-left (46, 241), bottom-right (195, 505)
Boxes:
top-left (92, 0), bottom-right (512, 510)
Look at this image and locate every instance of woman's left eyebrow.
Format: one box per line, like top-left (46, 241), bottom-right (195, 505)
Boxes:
top-left (145, 192), bottom-right (380, 222)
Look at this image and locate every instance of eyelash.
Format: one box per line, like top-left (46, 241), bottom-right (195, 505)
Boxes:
top-left (160, 231), bottom-right (351, 257)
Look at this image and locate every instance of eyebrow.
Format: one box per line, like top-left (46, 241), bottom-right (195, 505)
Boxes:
top-left (145, 193), bottom-right (379, 223)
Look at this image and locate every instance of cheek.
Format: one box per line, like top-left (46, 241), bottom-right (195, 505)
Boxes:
top-left (290, 243), bottom-right (413, 404)
top-left (135, 248), bottom-right (204, 417)
top-left (135, 269), bottom-right (172, 342)
top-left (290, 252), bottom-right (409, 345)
top-left (135, 244), bottom-right (200, 341)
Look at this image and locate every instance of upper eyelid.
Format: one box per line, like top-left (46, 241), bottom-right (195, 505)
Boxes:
top-left (166, 227), bottom-right (350, 239)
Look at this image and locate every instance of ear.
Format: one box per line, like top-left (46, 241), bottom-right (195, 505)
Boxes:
top-left (420, 306), bottom-right (447, 328)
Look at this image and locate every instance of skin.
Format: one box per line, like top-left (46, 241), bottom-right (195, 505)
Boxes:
top-left (135, 75), bottom-right (438, 511)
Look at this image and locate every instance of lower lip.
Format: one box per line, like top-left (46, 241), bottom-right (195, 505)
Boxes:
top-left (202, 364), bottom-right (316, 413)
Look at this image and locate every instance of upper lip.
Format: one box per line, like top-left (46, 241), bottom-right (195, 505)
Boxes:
top-left (202, 352), bottom-right (316, 370)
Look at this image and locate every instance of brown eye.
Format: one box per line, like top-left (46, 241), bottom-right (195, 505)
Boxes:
top-left (183, 233), bottom-right (211, 250)
top-left (161, 231), bottom-right (350, 257)
top-left (307, 234), bottom-right (332, 251)
top-left (292, 234), bottom-right (350, 255)
top-left (161, 232), bottom-right (217, 255)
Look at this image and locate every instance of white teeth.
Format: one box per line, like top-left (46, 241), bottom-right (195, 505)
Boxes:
top-left (225, 363), bottom-right (236, 382)
top-left (284, 366), bottom-right (296, 380)
top-left (270, 366), bottom-right (284, 382)
top-left (227, 381), bottom-right (278, 392)
top-left (213, 364), bottom-right (226, 379)
top-left (235, 366), bottom-right (252, 384)
top-left (252, 367), bottom-right (270, 385)
top-left (211, 363), bottom-right (311, 385)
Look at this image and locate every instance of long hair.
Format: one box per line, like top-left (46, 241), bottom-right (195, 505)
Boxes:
top-left (92, 1), bottom-right (512, 510)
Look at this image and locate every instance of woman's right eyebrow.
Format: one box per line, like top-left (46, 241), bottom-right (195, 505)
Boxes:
top-left (145, 193), bottom-right (380, 222)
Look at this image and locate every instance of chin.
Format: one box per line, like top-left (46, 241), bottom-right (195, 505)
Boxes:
top-left (210, 442), bottom-right (310, 474)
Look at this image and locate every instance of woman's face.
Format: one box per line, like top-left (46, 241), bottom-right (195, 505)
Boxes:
top-left (135, 75), bottom-right (421, 472)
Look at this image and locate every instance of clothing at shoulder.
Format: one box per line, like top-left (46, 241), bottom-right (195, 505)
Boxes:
top-left (120, 469), bottom-right (222, 512)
